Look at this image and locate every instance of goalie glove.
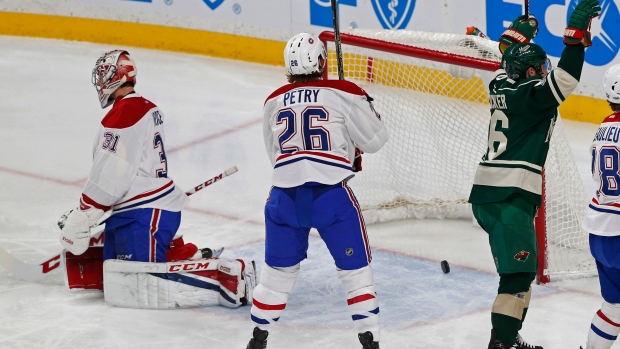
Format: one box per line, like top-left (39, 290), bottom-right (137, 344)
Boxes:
top-left (58, 206), bottom-right (105, 255)
top-left (498, 14), bottom-right (539, 54)
top-left (352, 148), bottom-right (364, 172)
top-left (564, 0), bottom-right (601, 47)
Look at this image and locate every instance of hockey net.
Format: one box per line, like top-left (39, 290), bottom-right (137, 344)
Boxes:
top-left (319, 29), bottom-right (595, 283)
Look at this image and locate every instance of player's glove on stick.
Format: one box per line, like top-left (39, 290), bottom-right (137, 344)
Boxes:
top-left (564, 0), bottom-right (601, 46)
top-left (499, 14), bottom-right (539, 53)
top-left (352, 148), bottom-right (364, 172)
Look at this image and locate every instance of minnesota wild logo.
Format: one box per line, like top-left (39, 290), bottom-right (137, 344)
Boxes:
top-left (514, 250), bottom-right (530, 262)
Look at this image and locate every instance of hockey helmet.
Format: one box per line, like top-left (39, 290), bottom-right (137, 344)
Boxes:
top-left (284, 33), bottom-right (327, 76)
top-left (604, 64), bottom-right (620, 104)
top-left (501, 43), bottom-right (549, 80)
top-left (91, 50), bottom-right (137, 109)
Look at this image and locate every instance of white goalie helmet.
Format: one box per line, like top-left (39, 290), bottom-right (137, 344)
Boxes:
top-left (604, 64), bottom-right (620, 104)
top-left (284, 33), bottom-right (327, 76)
top-left (91, 50), bottom-right (137, 109)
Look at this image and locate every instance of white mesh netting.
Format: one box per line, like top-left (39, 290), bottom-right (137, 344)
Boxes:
top-left (326, 29), bottom-right (595, 280)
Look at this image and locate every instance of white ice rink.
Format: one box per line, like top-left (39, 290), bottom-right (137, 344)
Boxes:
top-left (0, 35), bottom-right (608, 348)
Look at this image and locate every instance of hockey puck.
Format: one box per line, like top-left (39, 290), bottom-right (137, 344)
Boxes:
top-left (441, 260), bottom-right (450, 274)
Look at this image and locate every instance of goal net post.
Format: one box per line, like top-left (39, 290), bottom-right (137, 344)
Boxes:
top-left (318, 29), bottom-right (595, 283)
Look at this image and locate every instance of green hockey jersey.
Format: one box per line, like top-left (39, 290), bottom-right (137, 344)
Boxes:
top-left (468, 45), bottom-right (584, 206)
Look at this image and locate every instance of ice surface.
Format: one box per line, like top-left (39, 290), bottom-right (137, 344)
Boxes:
top-left (0, 35), bottom-right (605, 348)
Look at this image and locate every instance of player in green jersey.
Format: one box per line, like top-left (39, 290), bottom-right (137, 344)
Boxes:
top-left (468, 0), bottom-right (601, 348)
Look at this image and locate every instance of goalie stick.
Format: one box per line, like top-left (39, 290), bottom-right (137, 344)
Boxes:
top-left (0, 166), bottom-right (238, 282)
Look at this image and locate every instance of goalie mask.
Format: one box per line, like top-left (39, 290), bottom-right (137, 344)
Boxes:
top-left (92, 50), bottom-right (137, 109)
top-left (501, 43), bottom-right (549, 81)
top-left (284, 33), bottom-right (327, 76)
top-left (604, 64), bottom-right (620, 104)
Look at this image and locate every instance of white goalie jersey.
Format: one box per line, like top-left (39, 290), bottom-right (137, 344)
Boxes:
top-left (582, 113), bottom-right (620, 237)
top-left (263, 80), bottom-right (388, 188)
top-left (80, 93), bottom-right (188, 214)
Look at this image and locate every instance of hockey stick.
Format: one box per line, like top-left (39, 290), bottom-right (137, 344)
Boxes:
top-left (525, 0), bottom-right (529, 16)
top-left (0, 166), bottom-right (238, 282)
top-left (330, 0), bottom-right (345, 80)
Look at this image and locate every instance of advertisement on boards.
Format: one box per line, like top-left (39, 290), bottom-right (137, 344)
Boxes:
top-left (3, 0), bottom-right (618, 89)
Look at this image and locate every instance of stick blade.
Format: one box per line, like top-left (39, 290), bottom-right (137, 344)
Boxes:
top-left (0, 247), bottom-right (54, 282)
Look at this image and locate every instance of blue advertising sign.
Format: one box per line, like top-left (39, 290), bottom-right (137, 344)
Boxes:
top-left (486, 0), bottom-right (619, 66)
top-left (370, 0), bottom-right (416, 29)
top-left (310, 0), bottom-right (357, 27)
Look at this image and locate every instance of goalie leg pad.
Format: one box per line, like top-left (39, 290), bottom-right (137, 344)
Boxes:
top-left (338, 265), bottom-right (380, 341)
top-left (62, 246), bottom-right (104, 291)
top-left (103, 259), bottom-right (221, 309)
top-left (250, 264), bottom-right (300, 328)
top-left (217, 258), bottom-right (256, 308)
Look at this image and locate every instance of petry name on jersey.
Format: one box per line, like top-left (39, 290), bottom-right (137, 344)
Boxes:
top-left (283, 89), bottom-right (320, 106)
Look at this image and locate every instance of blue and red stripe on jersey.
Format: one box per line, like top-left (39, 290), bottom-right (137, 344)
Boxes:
top-left (274, 150), bottom-right (352, 171)
top-left (113, 180), bottom-right (177, 212)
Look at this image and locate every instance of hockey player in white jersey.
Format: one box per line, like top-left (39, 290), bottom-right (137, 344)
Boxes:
top-left (246, 33), bottom-right (388, 349)
top-left (58, 50), bottom-right (255, 309)
top-left (582, 64), bottom-right (620, 349)
top-left (59, 49), bottom-right (188, 261)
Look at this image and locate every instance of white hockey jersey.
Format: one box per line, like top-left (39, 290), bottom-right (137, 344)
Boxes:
top-left (582, 113), bottom-right (620, 236)
top-left (263, 80), bottom-right (388, 188)
top-left (79, 93), bottom-right (189, 215)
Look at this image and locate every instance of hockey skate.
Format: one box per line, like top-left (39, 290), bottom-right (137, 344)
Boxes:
top-left (358, 331), bottom-right (380, 349)
top-left (240, 260), bottom-right (257, 305)
top-left (490, 341), bottom-right (512, 349)
top-left (513, 333), bottom-right (543, 349)
top-left (246, 327), bottom-right (268, 349)
top-left (488, 329), bottom-right (542, 349)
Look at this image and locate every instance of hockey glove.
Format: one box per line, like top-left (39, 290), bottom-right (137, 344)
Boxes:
top-left (352, 148), bottom-right (364, 172)
top-left (498, 14), bottom-right (539, 53)
top-left (59, 209), bottom-right (92, 255)
top-left (564, 0), bottom-right (601, 46)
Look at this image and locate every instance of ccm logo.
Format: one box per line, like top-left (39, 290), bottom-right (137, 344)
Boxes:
top-left (62, 237), bottom-right (74, 245)
top-left (194, 174), bottom-right (223, 191)
top-left (219, 266), bottom-right (231, 273)
top-left (168, 262), bottom-right (211, 272)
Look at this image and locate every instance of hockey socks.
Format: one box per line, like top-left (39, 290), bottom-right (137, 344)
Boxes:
top-left (250, 264), bottom-right (299, 327)
top-left (586, 302), bottom-right (620, 349)
top-left (490, 273), bottom-right (535, 345)
top-left (339, 265), bottom-right (381, 341)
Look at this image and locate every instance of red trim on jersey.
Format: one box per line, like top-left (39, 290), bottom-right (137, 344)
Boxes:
top-left (276, 150), bottom-right (350, 164)
top-left (252, 299), bottom-right (286, 311)
top-left (80, 194), bottom-right (111, 211)
top-left (347, 293), bottom-right (376, 305)
top-left (102, 94), bottom-right (157, 129)
top-left (342, 182), bottom-right (372, 264)
top-left (598, 309), bottom-right (620, 327)
top-left (265, 80), bottom-right (369, 105)
top-left (149, 209), bottom-right (161, 262)
top-left (592, 198), bottom-right (620, 209)
top-left (602, 113), bottom-right (620, 124)
top-left (115, 180), bottom-right (174, 206)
